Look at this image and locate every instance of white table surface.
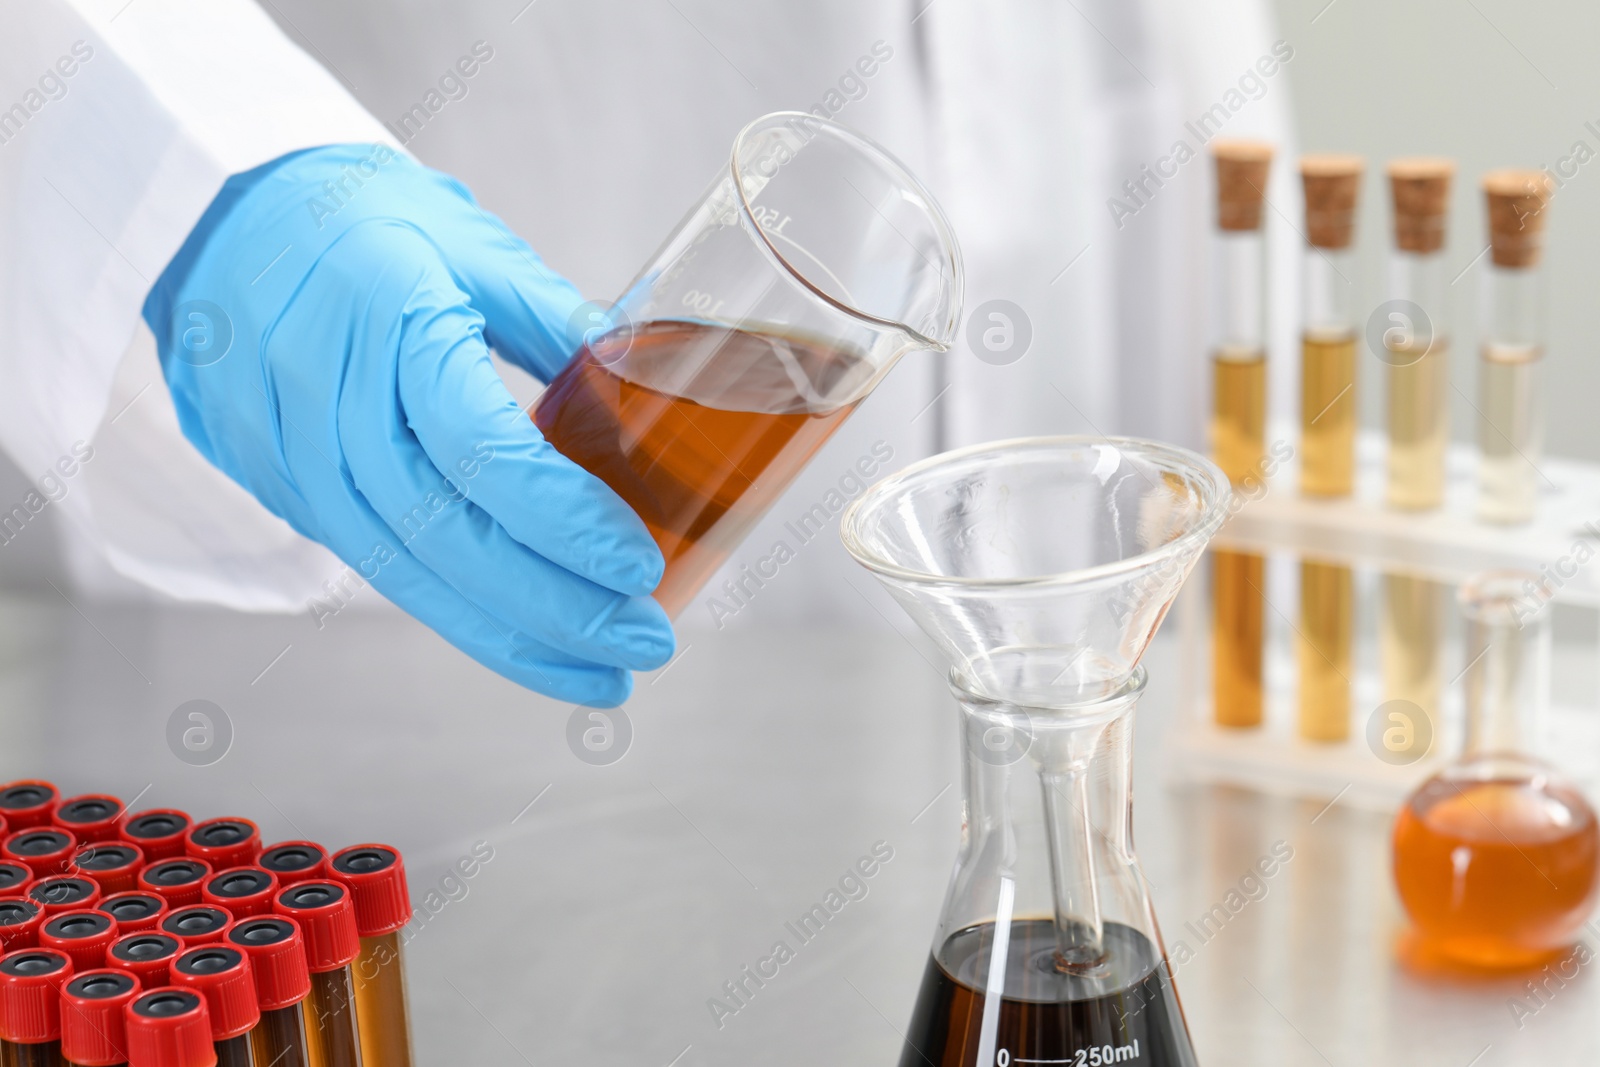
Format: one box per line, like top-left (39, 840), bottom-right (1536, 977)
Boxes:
top-left (0, 592), bottom-right (1593, 1066)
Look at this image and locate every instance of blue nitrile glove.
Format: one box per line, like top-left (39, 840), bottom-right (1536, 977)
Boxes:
top-left (143, 143), bottom-right (673, 706)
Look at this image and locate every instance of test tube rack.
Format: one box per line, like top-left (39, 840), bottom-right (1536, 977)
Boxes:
top-left (1165, 427), bottom-right (1600, 811)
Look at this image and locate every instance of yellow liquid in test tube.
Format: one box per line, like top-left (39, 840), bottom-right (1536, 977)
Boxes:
top-left (1211, 350), bottom-right (1266, 728)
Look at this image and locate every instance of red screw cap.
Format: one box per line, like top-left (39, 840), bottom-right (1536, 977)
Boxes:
top-left (161, 906), bottom-right (233, 948)
top-left (0, 899), bottom-right (45, 953)
top-left (170, 947), bottom-right (259, 1040)
top-left (329, 845), bottom-right (412, 937)
top-left (184, 819), bottom-right (259, 872)
top-left (0, 860), bottom-right (34, 898)
top-left (30, 876), bottom-right (102, 915)
top-left (256, 842), bottom-right (328, 886)
top-left (202, 868), bottom-right (278, 920)
top-left (73, 843), bottom-right (145, 896)
top-left (118, 811), bottom-right (192, 863)
top-left (226, 918), bottom-right (310, 1011)
top-left (3, 828), bottom-right (78, 878)
top-left (0, 782), bottom-right (58, 831)
top-left (99, 893), bottom-right (169, 934)
top-left (272, 882), bottom-right (358, 973)
top-left (61, 969), bottom-right (141, 1067)
top-left (124, 988), bottom-right (214, 1067)
top-left (107, 933), bottom-right (183, 988)
top-left (40, 910), bottom-right (118, 972)
top-left (0, 947), bottom-right (73, 1043)
top-left (52, 796), bottom-right (125, 844)
top-left (138, 860), bottom-right (212, 910)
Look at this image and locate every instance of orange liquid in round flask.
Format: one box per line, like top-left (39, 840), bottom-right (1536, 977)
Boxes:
top-left (1393, 571), bottom-right (1600, 968)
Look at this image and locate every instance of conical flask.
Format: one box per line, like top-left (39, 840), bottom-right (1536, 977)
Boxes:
top-left (841, 437), bottom-right (1229, 1067)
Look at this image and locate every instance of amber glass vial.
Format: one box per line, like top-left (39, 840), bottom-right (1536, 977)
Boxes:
top-left (124, 989), bottom-right (214, 1067)
top-left (1208, 139), bottom-right (1273, 729)
top-left (331, 846), bottom-right (414, 1067)
top-left (61, 969), bottom-right (141, 1067)
top-left (231, 917), bottom-right (313, 1067)
top-left (0, 947), bottom-right (72, 1067)
top-left (1297, 154), bottom-right (1363, 742)
top-left (274, 882), bottom-right (363, 1067)
top-left (172, 945), bottom-right (263, 1067)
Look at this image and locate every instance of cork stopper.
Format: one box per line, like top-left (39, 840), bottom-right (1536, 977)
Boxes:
top-left (1299, 154), bottom-right (1364, 249)
top-left (1211, 140), bottom-right (1274, 232)
top-left (1483, 169), bottom-right (1554, 269)
top-left (1387, 157), bottom-right (1453, 253)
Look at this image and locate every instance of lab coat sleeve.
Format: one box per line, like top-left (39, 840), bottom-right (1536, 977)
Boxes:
top-left (0, 0), bottom-right (400, 609)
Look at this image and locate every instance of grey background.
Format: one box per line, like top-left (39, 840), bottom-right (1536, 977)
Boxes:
top-left (1270, 0), bottom-right (1600, 465)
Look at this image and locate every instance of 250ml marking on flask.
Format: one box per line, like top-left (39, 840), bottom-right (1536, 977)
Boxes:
top-left (1000, 1041), bottom-right (1141, 1065)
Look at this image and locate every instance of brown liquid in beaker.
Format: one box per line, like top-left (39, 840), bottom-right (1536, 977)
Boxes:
top-left (1393, 775), bottom-right (1600, 968)
top-left (532, 321), bottom-right (869, 616)
top-left (901, 919), bottom-right (1196, 1067)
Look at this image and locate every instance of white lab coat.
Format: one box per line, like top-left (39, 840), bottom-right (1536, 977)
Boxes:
top-left (0, 0), bottom-right (1297, 629)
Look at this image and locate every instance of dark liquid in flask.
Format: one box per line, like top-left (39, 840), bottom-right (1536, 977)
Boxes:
top-left (901, 919), bottom-right (1196, 1067)
top-left (532, 321), bottom-right (870, 617)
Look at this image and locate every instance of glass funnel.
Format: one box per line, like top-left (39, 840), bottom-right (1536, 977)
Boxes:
top-left (533, 111), bottom-right (963, 616)
top-left (842, 437), bottom-right (1228, 1067)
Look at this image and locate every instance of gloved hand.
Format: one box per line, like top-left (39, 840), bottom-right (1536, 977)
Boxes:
top-left (143, 143), bottom-right (673, 706)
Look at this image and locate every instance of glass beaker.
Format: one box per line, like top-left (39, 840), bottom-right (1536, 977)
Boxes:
top-left (533, 111), bottom-right (963, 616)
top-left (1393, 571), bottom-right (1600, 969)
top-left (842, 437), bottom-right (1229, 1067)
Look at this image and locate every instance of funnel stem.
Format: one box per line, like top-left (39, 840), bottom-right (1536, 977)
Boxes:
top-left (1039, 768), bottom-right (1106, 972)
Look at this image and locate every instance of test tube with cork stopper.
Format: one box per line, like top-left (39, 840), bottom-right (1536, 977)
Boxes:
top-left (0, 946), bottom-right (74, 1067)
top-left (1478, 169), bottom-right (1554, 524)
top-left (185, 823), bottom-right (260, 874)
top-left (61, 969), bottom-right (142, 1067)
top-left (123, 988), bottom-right (215, 1067)
top-left (203, 872), bottom-right (279, 922)
top-left (4, 829), bottom-right (78, 879)
top-left (162, 909), bottom-right (235, 950)
top-left (139, 862), bottom-right (213, 911)
top-left (273, 882), bottom-right (362, 1067)
top-left (73, 845), bottom-right (146, 897)
top-left (108, 934), bottom-right (184, 989)
top-left (99, 895), bottom-right (169, 936)
top-left (171, 947), bottom-right (261, 1067)
top-left (257, 846), bottom-right (327, 888)
top-left (330, 845), bottom-right (412, 1067)
top-left (1380, 158), bottom-right (1454, 763)
top-left (228, 918), bottom-right (312, 1067)
top-left (41, 911), bottom-right (119, 972)
top-left (1297, 154), bottom-right (1363, 743)
top-left (53, 798), bottom-right (125, 845)
top-left (1207, 138), bottom-right (1273, 730)
top-left (0, 785), bottom-right (57, 833)
top-left (119, 814), bottom-right (192, 865)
